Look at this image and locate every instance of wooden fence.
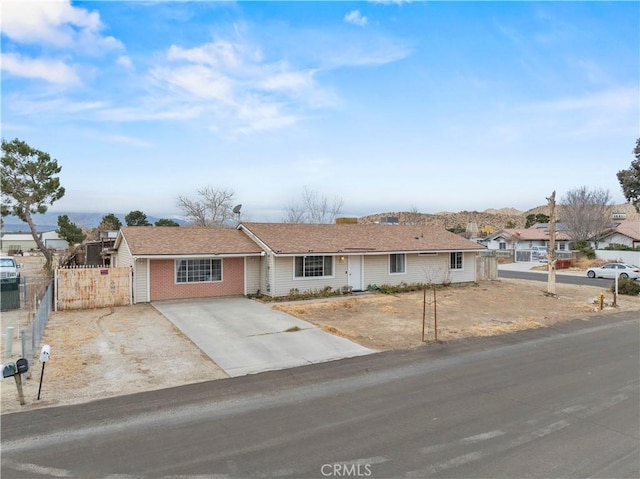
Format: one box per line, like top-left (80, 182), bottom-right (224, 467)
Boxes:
top-left (55, 266), bottom-right (132, 311)
top-left (476, 254), bottom-right (498, 281)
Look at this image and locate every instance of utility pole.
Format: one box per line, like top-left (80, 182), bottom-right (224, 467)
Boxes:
top-left (547, 191), bottom-right (557, 296)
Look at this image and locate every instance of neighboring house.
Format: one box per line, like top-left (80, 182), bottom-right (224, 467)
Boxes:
top-left (595, 220), bottom-right (640, 249)
top-left (112, 227), bottom-right (264, 303)
top-left (238, 222), bottom-right (485, 298)
top-left (484, 227), bottom-right (571, 253)
top-left (111, 223), bottom-right (485, 303)
top-left (0, 230), bottom-right (68, 253)
top-left (41, 230), bottom-right (69, 250)
top-left (0, 232), bottom-right (37, 253)
top-left (84, 230), bottom-right (120, 266)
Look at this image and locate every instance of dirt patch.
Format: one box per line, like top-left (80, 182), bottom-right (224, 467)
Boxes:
top-left (2, 271), bottom-right (637, 415)
top-left (273, 279), bottom-right (639, 351)
top-left (1, 304), bottom-right (228, 415)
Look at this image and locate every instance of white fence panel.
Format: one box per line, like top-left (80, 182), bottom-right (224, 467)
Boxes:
top-left (596, 250), bottom-right (640, 266)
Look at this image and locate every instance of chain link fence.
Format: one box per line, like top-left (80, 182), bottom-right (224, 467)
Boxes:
top-left (2, 275), bottom-right (53, 363)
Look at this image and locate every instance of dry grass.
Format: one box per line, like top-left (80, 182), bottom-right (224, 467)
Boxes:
top-left (274, 278), bottom-right (640, 351)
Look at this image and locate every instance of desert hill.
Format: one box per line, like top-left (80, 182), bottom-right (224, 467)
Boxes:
top-left (358, 203), bottom-right (639, 235)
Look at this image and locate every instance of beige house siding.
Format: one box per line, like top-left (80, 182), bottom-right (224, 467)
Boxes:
top-left (133, 258), bottom-right (150, 303)
top-left (449, 252), bottom-right (477, 283)
top-left (270, 256), bottom-right (344, 297)
top-left (363, 252), bottom-right (476, 288)
top-left (114, 238), bottom-right (134, 268)
top-left (261, 253), bottom-right (274, 295)
top-left (114, 237), bottom-right (149, 303)
top-left (261, 251), bottom-right (478, 297)
top-left (245, 256), bottom-right (261, 296)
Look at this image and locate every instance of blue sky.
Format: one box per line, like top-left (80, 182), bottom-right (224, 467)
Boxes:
top-left (1, 1), bottom-right (638, 222)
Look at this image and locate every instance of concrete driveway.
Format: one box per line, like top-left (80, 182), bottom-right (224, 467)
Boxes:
top-left (153, 297), bottom-right (374, 377)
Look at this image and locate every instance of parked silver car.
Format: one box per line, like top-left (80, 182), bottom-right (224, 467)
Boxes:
top-left (586, 263), bottom-right (640, 280)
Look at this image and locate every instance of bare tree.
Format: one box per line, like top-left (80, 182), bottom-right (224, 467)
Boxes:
top-left (560, 186), bottom-right (613, 245)
top-left (177, 186), bottom-right (236, 227)
top-left (282, 186), bottom-right (344, 224)
top-left (403, 206), bottom-right (423, 225)
top-left (282, 202), bottom-right (307, 224)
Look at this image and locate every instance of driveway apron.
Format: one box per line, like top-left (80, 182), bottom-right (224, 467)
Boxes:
top-left (153, 297), bottom-right (374, 377)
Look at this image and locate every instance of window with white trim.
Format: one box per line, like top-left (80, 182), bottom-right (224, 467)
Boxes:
top-left (176, 259), bottom-right (222, 283)
top-left (389, 254), bottom-right (406, 274)
top-left (450, 252), bottom-right (463, 270)
top-left (294, 256), bottom-right (333, 278)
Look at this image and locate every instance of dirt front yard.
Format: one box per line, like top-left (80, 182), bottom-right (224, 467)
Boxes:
top-left (2, 274), bottom-right (637, 415)
top-left (273, 279), bottom-right (640, 350)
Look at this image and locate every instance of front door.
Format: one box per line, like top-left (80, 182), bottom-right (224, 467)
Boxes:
top-left (348, 256), bottom-right (363, 291)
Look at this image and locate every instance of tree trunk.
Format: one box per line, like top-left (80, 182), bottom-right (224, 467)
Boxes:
top-left (24, 207), bottom-right (54, 274)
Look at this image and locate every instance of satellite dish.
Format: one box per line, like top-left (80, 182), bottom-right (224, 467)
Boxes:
top-left (232, 204), bottom-right (242, 214)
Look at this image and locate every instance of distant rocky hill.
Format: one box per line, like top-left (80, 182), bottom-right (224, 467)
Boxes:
top-left (359, 203), bottom-right (639, 235)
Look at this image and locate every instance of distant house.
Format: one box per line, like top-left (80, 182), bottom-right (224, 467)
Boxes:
top-left (111, 223), bottom-right (486, 303)
top-left (0, 230), bottom-right (68, 254)
top-left (41, 230), bottom-right (69, 250)
top-left (84, 230), bottom-right (120, 266)
top-left (484, 227), bottom-right (571, 253)
top-left (596, 220), bottom-right (640, 249)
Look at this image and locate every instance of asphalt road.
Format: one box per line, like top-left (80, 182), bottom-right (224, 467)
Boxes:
top-left (499, 269), bottom-right (615, 287)
top-left (2, 313), bottom-right (638, 479)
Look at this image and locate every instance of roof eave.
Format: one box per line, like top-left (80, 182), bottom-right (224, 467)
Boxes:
top-left (272, 249), bottom-right (485, 257)
top-left (131, 252), bottom-right (264, 259)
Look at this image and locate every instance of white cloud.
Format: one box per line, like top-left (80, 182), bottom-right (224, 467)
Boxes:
top-left (257, 70), bottom-right (315, 92)
top-left (148, 38), bottom-right (332, 134)
top-left (116, 55), bottom-right (133, 69)
top-left (0, 52), bottom-right (80, 85)
top-left (151, 64), bottom-right (235, 101)
top-left (235, 101), bottom-right (300, 134)
top-left (344, 10), bottom-right (368, 27)
top-left (167, 40), bottom-right (253, 70)
top-left (0, 0), bottom-right (122, 53)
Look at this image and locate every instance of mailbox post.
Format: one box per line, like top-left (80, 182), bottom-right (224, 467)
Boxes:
top-left (2, 359), bottom-right (27, 405)
top-left (38, 344), bottom-right (50, 400)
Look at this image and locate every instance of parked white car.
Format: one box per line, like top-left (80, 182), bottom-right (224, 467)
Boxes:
top-left (0, 256), bottom-right (21, 283)
top-left (586, 263), bottom-right (640, 280)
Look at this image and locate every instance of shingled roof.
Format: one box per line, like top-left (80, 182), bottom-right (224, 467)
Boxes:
top-left (604, 220), bottom-right (640, 241)
top-left (495, 228), bottom-right (571, 241)
top-left (239, 222), bottom-right (485, 255)
top-left (117, 226), bottom-right (264, 256)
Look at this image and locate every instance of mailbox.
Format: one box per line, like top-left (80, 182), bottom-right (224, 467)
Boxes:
top-left (40, 344), bottom-right (51, 363)
top-left (3, 362), bottom-right (17, 378)
top-left (16, 358), bottom-right (29, 374)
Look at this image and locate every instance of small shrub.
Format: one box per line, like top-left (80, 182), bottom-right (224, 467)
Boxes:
top-left (321, 285), bottom-right (333, 297)
top-left (613, 277), bottom-right (640, 296)
top-left (573, 240), bottom-right (596, 259)
top-left (375, 282), bottom-right (430, 295)
top-left (282, 286), bottom-right (343, 301)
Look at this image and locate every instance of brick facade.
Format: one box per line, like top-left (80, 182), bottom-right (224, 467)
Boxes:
top-left (149, 258), bottom-right (245, 301)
